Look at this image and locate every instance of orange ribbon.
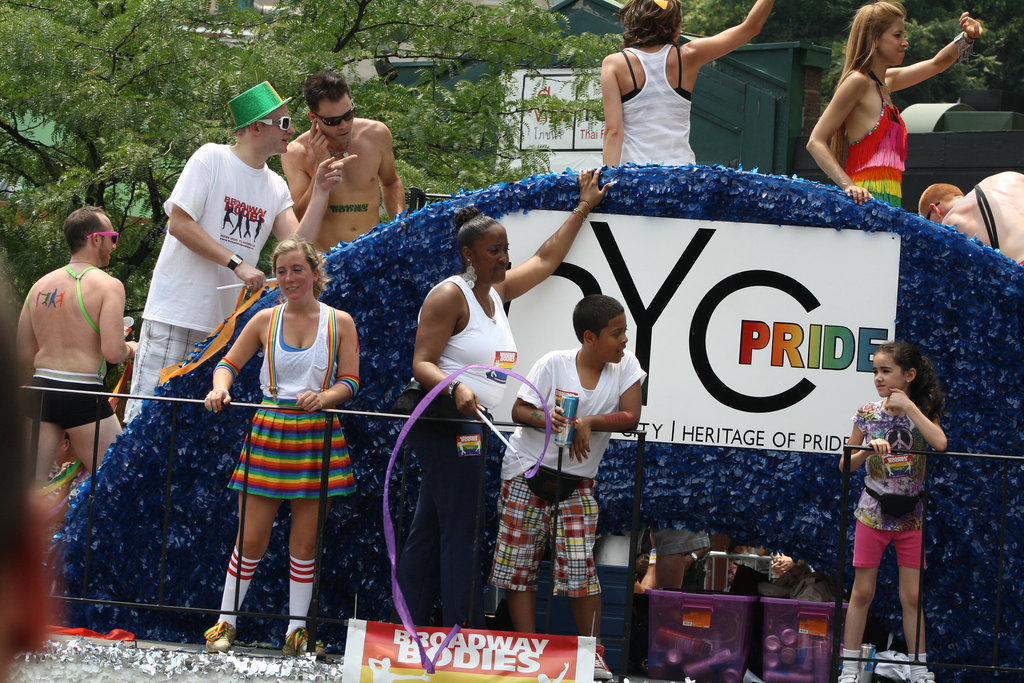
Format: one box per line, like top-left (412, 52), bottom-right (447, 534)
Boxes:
top-left (158, 284), bottom-right (277, 385)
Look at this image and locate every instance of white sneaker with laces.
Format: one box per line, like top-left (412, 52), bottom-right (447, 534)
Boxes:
top-left (593, 646), bottom-right (613, 681)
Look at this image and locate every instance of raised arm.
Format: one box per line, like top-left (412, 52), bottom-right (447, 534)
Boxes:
top-left (600, 54), bottom-right (626, 166)
top-left (680, 0), bottom-right (775, 83)
top-left (280, 156), bottom-right (354, 244)
top-left (282, 122), bottom-right (332, 220)
top-left (496, 168), bottom-right (611, 301)
top-left (805, 72), bottom-right (874, 204)
top-left (887, 13), bottom-right (982, 93)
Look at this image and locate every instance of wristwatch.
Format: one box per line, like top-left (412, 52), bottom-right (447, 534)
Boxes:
top-left (689, 551), bottom-right (701, 564)
top-left (448, 380), bottom-right (462, 397)
top-left (227, 253), bottom-right (243, 270)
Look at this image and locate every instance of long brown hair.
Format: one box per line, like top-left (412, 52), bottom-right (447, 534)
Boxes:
top-left (618, 0), bottom-right (682, 49)
top-left (829, 1), bottom-right (907, 165)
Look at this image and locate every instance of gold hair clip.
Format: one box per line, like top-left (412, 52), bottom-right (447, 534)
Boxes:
top-left (654, 0), bottom-right (668, 8)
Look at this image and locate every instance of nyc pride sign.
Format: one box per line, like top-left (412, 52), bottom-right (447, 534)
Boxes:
top-left (501, 213), bottom-right (900, 454)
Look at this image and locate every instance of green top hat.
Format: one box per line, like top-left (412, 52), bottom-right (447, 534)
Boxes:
top-left (228, 81), bottom-right (293, 132)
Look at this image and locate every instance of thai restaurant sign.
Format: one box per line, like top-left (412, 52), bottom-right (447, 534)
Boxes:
top-left (515, 69), bottom-right (604, 152)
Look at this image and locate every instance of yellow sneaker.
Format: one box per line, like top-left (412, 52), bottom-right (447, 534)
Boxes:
top-left (283, 627), bottom-right (324, 657)
top-left (203, 621), bottom-right (236, 654)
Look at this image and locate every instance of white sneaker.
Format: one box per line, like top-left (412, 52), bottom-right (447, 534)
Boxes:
top-left (593, 645), bottom-right (613, 680)
top-left (838, 672), bottom-right (859, 683)
top-left (912, 673), bottom-right (936, 682)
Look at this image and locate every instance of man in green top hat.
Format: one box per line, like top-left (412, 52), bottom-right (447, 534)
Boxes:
top-left (125, 81), bottom-right (355, 423)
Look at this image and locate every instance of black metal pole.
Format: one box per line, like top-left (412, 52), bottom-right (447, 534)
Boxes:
top-left (80, 395), bottom-right (104, 598)
top-left (468, 417), bottom-right (487, 627)
top-left (157, 404), bottom-right (179, 605)
top-left (307, 412), bottom-right (335, 651)
top-left (621, 431), bottom-right (646, 680)
top-left (992, 459), bottom-right (1010, 665)
top-left (832, 445), bottom-right (852, 683)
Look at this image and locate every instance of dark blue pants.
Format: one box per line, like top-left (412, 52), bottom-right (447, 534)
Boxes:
top-left (396, 420), bottom-right (486, 628)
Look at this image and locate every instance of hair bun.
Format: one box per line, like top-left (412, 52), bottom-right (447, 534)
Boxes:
top-left (454, 206), bottom-right (482, 229)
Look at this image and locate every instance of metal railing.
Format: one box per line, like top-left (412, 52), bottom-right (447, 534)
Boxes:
top-left (24, 383), bottom-right (650, 670)
top-left (833, 444), bottom-right (1024, 681)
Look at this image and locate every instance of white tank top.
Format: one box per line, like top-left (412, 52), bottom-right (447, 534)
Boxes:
top-left (427, 276), bottom-right (517, 409)
top-left (259, 302), bottom-right (335, 401)
top-left (620, 45), bottom-right (695, 166)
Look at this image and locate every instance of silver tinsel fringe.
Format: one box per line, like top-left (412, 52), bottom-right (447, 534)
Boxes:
top-left (12, 638), bottom-right (346, 681)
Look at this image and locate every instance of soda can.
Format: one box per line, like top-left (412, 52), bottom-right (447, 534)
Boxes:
top-left (553, 393), bottom-right (579, 448)
top-left (858, 643), bottom-right (876, 683)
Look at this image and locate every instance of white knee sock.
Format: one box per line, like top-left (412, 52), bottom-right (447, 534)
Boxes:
top-left (287, 555), bottom-right (315, 634)
top-left (217, 548), bottom-right (261, 626)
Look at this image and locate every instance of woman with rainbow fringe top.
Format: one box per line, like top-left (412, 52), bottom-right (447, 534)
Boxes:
top-left (807, 2), bottom-right (982, 208)
top-left (201, 237), bottom-right (360, 658)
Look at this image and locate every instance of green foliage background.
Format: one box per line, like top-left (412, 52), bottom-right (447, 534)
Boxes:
top-left (0, 0), bottom-right (1017, 311)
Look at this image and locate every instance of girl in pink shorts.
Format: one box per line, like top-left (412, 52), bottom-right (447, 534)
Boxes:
top-left (837, 341), bottom-right (947, 683)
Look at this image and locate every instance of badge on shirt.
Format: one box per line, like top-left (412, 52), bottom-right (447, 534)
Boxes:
top-left (456, 433), bottom-right (483, 457)
top-left (486, 350), bottom-right (517, 384)
top-left (883, 452), bottom-right (913, 478)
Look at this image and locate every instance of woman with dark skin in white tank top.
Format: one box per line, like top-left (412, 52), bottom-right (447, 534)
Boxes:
top-left (600, 0), bottom-right (775, 167)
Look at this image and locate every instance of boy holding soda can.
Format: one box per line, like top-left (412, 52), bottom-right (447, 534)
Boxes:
top-left (488, 294), bottom-right (646, 679)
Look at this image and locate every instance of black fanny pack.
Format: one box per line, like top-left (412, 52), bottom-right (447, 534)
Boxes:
top-left (525, 467), bottom-right (585, 505)
top-left (391, 380), bottom-right (462, 420)
top-left (865, 486), bottom-right (921, 518)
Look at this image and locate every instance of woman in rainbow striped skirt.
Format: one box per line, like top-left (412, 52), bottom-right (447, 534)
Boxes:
top-left (201, 237), bottom-right (359, 657)
top-left (806, 2), bottom-right (982, 208)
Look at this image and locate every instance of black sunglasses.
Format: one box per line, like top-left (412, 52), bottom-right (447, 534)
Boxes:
top-left (314, 106), bottom-right (356, 127)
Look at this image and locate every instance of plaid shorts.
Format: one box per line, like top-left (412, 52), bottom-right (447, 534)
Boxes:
top-left (125, 318), bottom-right (210, 422)
top-left (489, 474), bottom-right (600, 597)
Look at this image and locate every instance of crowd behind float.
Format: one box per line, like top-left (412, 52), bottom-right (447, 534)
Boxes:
top-left (7, 2), bottom-right (1015, 682)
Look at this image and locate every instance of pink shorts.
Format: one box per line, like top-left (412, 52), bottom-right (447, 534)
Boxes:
top-left (852, 520), bottom-right (926, 569)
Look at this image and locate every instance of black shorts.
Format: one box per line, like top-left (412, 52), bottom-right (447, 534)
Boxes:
top-left (25, 376), bottom-right (114, 430)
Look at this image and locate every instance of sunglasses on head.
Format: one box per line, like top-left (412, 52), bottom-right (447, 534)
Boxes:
top-left (87, 231), bottom-right (119, 245)
top-left (256, 116), bottom-right (291, 131)
top-left (314, 106), bottom-right (356, 127)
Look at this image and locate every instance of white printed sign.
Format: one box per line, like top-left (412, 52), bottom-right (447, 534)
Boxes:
top-left (499, 212), bottom-right (901, 454)
top-left (516, 70), bottom-right (604, 152)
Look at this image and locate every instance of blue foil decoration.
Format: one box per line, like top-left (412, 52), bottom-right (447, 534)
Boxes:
top-left (54, 166), bottom-right (1024, 679)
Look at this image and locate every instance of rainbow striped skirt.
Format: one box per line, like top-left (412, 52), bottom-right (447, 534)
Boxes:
top-left (228, 400), bottom-right (355, 499)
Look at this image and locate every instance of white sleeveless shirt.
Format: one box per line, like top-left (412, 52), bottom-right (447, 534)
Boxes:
top-left (425, 276), bottom-right (517, 409)
top-left (259, 302), bottom-right (335, 401)
top-left (620, 45), bottom-right (695, 166)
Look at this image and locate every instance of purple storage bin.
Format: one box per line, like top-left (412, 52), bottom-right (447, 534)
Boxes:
top-left (761, 597), bottom-right (847, 683)
top-left (647, 590), bottom-right (757, 683)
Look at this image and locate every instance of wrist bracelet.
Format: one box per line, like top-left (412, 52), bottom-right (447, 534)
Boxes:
top-left (572, 207), bottom-right (588, 219)
top-left (578, 199), bottom-right (593, 210)
top-left (954, 31), bottom-right (975, 63)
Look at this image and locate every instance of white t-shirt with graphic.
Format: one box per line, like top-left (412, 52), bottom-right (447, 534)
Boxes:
top-left (143, 143), bottom-right (294, 332)
top-left (502, 348), bottom-right (646, 480)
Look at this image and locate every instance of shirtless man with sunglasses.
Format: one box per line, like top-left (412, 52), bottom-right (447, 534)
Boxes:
top-left (283, 70), bottom-right (405, 252)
